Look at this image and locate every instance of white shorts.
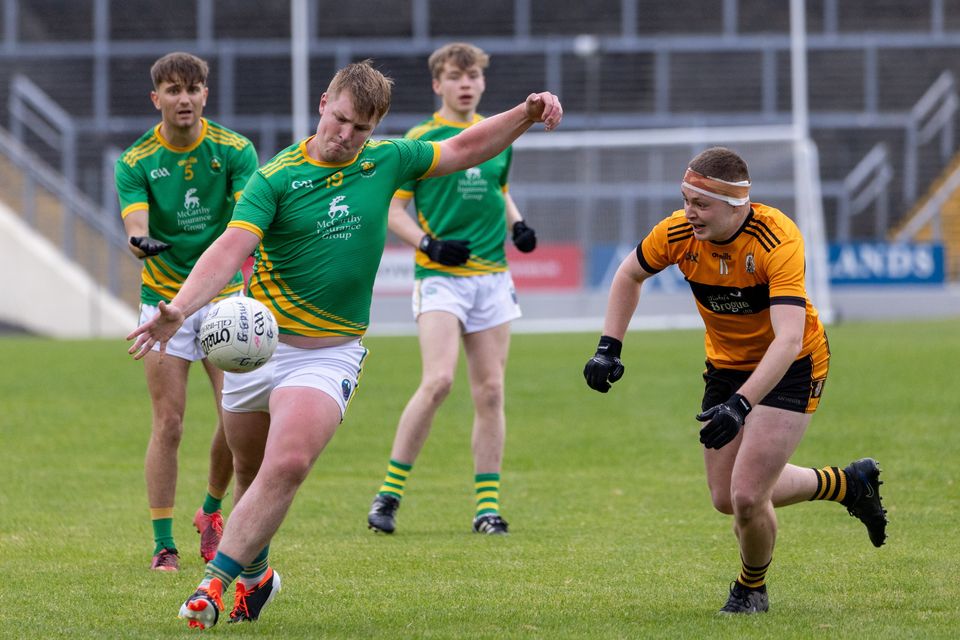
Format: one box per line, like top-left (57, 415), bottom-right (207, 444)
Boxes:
top-left (139, 299), bottom-right (226, 362)
top-left (412, 271), bottom-right (522, 334)
top-left (221, 339), bottom-right (368, 420)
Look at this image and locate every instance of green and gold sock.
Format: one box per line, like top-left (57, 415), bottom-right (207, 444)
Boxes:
top-left (809, 466), bottom-right (848, 502)
top-left (202, 551), bottom-right (244, 589)
top-left (239, 545), bottom-right (270, 588)
top-left (475, 473), bottom-right (501, 517)
top-left (150, 507), bottom-right (176, 554)
top-left (378, 459), bottom-right (412, 499)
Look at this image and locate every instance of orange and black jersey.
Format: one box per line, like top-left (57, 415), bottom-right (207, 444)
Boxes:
top-left (637, 203), bottom-right (827, 370)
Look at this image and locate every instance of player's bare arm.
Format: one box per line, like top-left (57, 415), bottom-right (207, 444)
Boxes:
top-left (601, 252), bottom-right (654, 341)
top-left (128, 227), bottom-right (259, 358)
top-left (584, 252), bottom-right (653, 393)
top-left (504, 193), bottom-right (523, 228)
top-left (432, 92), bottom-right (562, 177)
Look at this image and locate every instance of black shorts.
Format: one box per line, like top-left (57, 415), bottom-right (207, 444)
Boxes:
top-left (701, 349), bottom-right (829, 415)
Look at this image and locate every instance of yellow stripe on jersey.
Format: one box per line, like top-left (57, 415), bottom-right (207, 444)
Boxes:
top-left (370, 138), bottom-right (439, 179)
top-left (417, 210), bottom-right (437, 237)
top-left (394, 189), bottom-right (414, 199)
top-left (407, 113), bottom-right (482, 140)
top-left (228, 220), bottom-right (264, 239)
top-left (142, 255), bottom-right (242, 302)
top-left (250, 265), bottom-right (367, 337)
top-left (121, 138), bottom-right (162, 167)
top-left (121, 202), bottom-right (149, 218)
top-left (405, 121), bottom-right (444, 140)
top-left (413, 209), bottom-right (505, 275)
top-left (261, 148), bottom-right (309, 178)
top-left (420, 141), bottom-right (441, 179)
top-left (206, 127), bottom-right (249, 151)
top-left (413, 251), bottom-right (506, 276)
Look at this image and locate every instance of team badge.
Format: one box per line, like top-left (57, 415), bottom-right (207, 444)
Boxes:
top-left (360, 159), bottom-right (376, 177)
top-left (746, 253), bottom-right (756, 273)
top-left (209, 156), bottom-right (223, 173)
top-left (341, 379), bottom-right (353, 401)
top-left (811, 378), bottom-right (825, 398)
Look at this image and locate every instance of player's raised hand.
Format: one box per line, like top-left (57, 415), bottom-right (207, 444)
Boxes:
top-left (127, 301), bottom-right (186, 360)
top-left (523, 92), bottom-right (563, 131)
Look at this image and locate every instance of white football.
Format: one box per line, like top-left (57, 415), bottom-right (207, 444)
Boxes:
top-left (199, 296), bottom-right (279, 373)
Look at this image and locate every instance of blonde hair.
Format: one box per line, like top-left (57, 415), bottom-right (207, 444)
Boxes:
top-left (150, 52), bottom-right (208, 89)
top-left (427, 42), bottom-right (490, 79)
top-left (326, 60), bottom-right (394, 122)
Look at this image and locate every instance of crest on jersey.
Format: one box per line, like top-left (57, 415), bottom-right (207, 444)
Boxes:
top-left (184, 188), bottom-right (200, 209)
top-left (360, 158), bottom-right (376, 177)
top-left (209, 156), bottom-right (223, 173)
top-left (746, 253), bottom-right (756, 274)
top-left (328, 195), bottom-right (350, 219)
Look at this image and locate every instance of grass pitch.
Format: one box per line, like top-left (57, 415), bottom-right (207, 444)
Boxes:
top-left (1, 319), bottom-right (958, 638)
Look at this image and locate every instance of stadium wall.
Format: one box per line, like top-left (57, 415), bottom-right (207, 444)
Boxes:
top-left (0, 201), bottom-right (137, 338)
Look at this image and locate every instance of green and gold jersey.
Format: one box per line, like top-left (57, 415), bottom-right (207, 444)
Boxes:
top-left (396, 113), bottom-right (511, 279)
top-left (115, 118), bottom-right (258, 305)
top-left (229, 136), bottom-right (440, 338)
top-left (638, 203), bottom-right (827, 370)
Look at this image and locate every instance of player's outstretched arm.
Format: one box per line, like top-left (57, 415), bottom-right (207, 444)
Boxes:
top-left (127, 227), bottom-right (259, 359)
top-left (583, 251), bottom-right (653, 393)
top-left (433, 91), bottom-right (562, 177)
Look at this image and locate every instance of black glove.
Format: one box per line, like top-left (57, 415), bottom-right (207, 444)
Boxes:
top-left (130, 235), bottom-right (172, 257)
top-left (696, 393), bottom-right (752, 449)
top-left (419, 235), bottom-right (471, 266)
top-left (512, 220), bottom-right (537, 253)
top-left (583, 335), bottom-right (625, 393)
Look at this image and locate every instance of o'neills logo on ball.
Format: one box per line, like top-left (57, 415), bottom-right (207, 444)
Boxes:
top-left (201, 326), bottom-right (231, 355)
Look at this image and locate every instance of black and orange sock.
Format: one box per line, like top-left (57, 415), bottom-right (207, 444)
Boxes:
top-left (810, 466), bottom-right (848, 503)
top-left (736, 557), bottom-right (771, 590)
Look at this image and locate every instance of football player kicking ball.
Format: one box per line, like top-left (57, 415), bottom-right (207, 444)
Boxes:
top-left (129, 60), bottom-right (562, 628)
top-left (583, 146), bottom-right (888, 614)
